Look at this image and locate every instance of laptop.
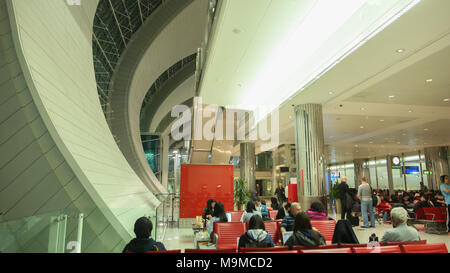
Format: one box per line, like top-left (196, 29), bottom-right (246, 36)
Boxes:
top-left (226, 212), bottom-right (232, 222)
top-left (282, 231), bottom-right (293, 244)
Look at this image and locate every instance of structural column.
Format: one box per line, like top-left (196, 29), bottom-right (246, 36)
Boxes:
top-left (386, 155), bottom-right (395, 194)
top-left (240, 142), bottom-right (256, 193)
top-left (294, 104), bottom-right (327, 210)
top-left (353, 158), bottom-right (371, 187)
top-left (161, 134), bottom-right (170, 190)
top-left (424, 146), bottom-right (449, 190)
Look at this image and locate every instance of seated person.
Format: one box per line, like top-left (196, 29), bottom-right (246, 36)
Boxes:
top-left (284, 212), bottom-right (326, 249)
top-left (206, 202), bottom-right (228, 235)
top-left (255, 198), bottom-right (269, 220)
top-left (202, 199), bottom-right (216, 221)
top-left (238, 215), bottom-right (274, 250)
top-left (381, 207), bottom-right (421, 243)
top-left (275, 201), bottom-right (288, 220)
top-left (123, 217), bottom-right (166, 252)
top-left (376, 196), bottom-right (392, 223)
top-left (434, 192), bottom-right (447, 207)
top-left (270, 196), bottom-right (280, 211)
top-left (241, 201), bottom-right (262, 222)
top-left (280, 202), bottom-right (301, 233)
top-left (306, 200), bottom-right (328, 220)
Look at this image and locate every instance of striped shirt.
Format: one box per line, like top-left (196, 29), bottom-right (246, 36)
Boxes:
top-left (281, 215), bottom-right (295, 231)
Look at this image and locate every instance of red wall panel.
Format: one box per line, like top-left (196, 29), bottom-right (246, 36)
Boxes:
top-left (288, 184), bottom-right (298, 203)
top-left (179, 164), bottom-right (234, 218)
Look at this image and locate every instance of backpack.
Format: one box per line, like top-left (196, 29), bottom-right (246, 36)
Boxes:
top-left (369, 185), bottom-right (378, 207)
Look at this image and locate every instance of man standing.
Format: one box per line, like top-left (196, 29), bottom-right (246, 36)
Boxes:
top-left (275, 182), bottom-right (287, 204)
top-left (338, 177), bottom-right (352, 220)
top-left (357, 177), bottom-right (375, 228)
top-left (439, 175), bottom-right (450, 233)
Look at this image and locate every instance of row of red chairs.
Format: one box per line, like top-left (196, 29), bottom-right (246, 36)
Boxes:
top-left (415, 207), bottom-right (447, 223)
top-left (229, 210), bottom-right (280, 222)
top-left (149, 242), bottom-right (448, 253)
top-left (213, 220), bottom-right (336, 249)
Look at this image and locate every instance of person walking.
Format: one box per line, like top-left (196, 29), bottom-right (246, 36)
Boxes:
top-left (357, 177), bottom-right (375, 228)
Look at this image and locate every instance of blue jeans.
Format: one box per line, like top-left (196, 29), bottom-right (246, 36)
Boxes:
top-left (361, 200), bottom-right (375, 227)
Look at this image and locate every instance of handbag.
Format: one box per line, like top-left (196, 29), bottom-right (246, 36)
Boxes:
top-left (369, 185), bottom-right (378, 207)
top-left (348, 214), bottom-right (359, 227)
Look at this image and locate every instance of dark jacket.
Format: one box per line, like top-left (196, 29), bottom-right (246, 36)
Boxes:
top-left (275, 187), bottom-right (286, 202)
top-left (285, 229), bottom-right (326, 249)
top-left (275, 207), bottom-right (286, 220)
top-left (338, 182), bottom-right (350, 201)
top-left (331, 219), bottom-right (359, 244)
top-left (122, 238), bottom-right (166, 253)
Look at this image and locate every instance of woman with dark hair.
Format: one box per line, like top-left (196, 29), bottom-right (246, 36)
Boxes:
top-left (206, 202), bottom-right (228, 235)
top-left (202, 199), bottom-right (216, 220)
top-left (275, 202), bottom-right (289, 220)
top-left (284, 212), bottom-right (326, 249)
top-left (270, 196), bottom-right (279, 210)
top-left (123, 217), bottom-right (166, 252)
top-left (439, 174), bottom-right (450, 233)
top-left (238, 215), bottom-right (274, 250)
top-left (241, 201), bottom-right (262, 222)
top-left (306, 200), bottom-right (327, 220)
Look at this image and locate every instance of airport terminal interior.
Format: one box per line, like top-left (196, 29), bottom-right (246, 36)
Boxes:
top-left (1, 0), bottom-right (450, 253)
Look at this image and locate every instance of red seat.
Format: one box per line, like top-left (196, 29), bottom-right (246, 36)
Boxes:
top-left (253, 250), bottom-right (298, 253)
top-left (267, 207), bottom-right (273, 211)
top-left (401, 243), bottom-right (448, 253)
top-left (384, 240), bottom-right (427, 246)
top-left (240, 246), bottom-right (289, 253)
top-left (214, 222), bottom-right (246, 249)
top-left (230, 211), bottom-right (244, 222)
top-left (339, 243), bottom-right (368, 248)
top-left (310, 220), bottom-right (336, 244)
top-left (264, 221), bottom-right (281, 245)
top-left (292, 244), bottom-right (338, 251)
top-left (269, 210), bottom-right (278, 219)
top-left (185, 248), bottom-right (236, 253)
top-left (353, 245), bottom-right (401, 253)
top-left (151, 250), bottom-right (182, 253)
top-left (301, 248), bottom-right (352, 253)
top-left (422, 207), bottom-right (447, 223)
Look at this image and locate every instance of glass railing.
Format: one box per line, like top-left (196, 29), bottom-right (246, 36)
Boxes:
top-left (0, 209), bottom-right (84, 253)
top-left (154, 193), bottom-right (180, 241)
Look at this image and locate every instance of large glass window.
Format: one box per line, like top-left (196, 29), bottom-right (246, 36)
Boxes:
top-left (256, 151), bottom-right (273, 170)
top-left (376, 159), bottom-right (389, 190)
top-left (368, 160), bottom-right (378, 188)
top-left (141, 134), bottom-right (161, 181)
top-left (345, 164), bottom-right (355, 189)
top-left (404, 154), bottom-right (421, 190)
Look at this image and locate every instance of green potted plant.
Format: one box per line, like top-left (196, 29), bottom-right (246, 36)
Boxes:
top-left (329, 181), bottom-right (341, 215)
top-left (234, 178), bottom-right (250, 210)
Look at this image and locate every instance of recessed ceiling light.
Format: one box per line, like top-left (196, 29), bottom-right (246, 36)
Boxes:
top-left (424, 128), bottom-right (428, 131)
top-left (408, 110), bottom-right (413, 113)
top-left (426, 79), bottom-right (433, 83)
top-left (379, 119), bottom-right (384, 122)
top-left (354, 144), bottom-right (359, 147)
top-left (444, 98), bottom-right (450, 102)
top-left (361, 107), bottom-right (366, 111)
top-left (360, 126), bottom-right (364, 129)
top-left (389, 95), bottom-right (395, 99)
top-left (396, 49), bottom-right (405, 53)
top-left (369, 141), bottom-right (373, 144)
top-left (328, 91), bottom-right (335, 95)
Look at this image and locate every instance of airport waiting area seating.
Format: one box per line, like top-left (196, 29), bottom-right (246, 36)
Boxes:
top-left (413, 207), bottom-right (448, 234)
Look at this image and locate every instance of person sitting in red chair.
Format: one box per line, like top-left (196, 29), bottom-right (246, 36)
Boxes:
top-left (122, 217), bottom-right (166, 253)
top-left (376, 196), bottom-right (392, 224)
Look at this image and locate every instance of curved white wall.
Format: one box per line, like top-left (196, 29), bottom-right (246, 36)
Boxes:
top-left (4, 0), bottom-right (159, 251)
